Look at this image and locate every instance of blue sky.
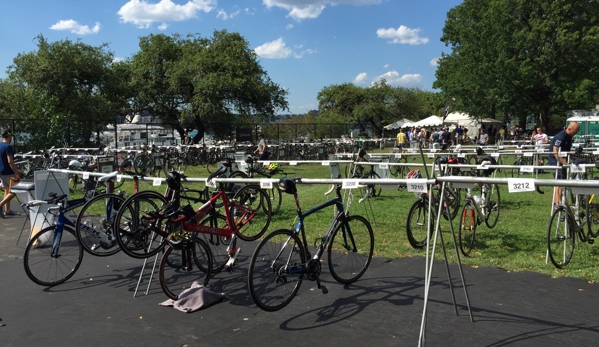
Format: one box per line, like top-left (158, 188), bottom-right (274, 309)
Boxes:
top-left (0, 0), bottom-right (463, 114)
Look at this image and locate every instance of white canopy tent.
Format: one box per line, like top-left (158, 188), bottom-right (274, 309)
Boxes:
top-left (384, 118), bottom-right (413, 130)
top-left (411, 115), bottom-right (444, 128)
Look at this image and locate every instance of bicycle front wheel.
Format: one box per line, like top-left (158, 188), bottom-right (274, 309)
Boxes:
top-left (24, 225), bottom-right (83, 286)
top-left (114, 191), bottom-right (168, 259)
top-left (458, 201), bottom-right (477, 256)
top-left (248, 229), bottom-right (306, 312)
top-left (484, 184), bottom-right (501, 228)
top-left (232, 185), bottom-right (272, 241)
top-left (158, 237), bottom-right (213, 300)
top-left (406, 198), bottom-right (431, 249)
top-left (547, 206), bottom-right (575, 268)
top-left (76, 193), bottom-right (128, 256)
top-left (328, 215), bottom-right (374, 284)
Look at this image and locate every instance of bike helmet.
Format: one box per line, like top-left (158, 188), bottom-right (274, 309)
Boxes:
top-left (268, 162), bottom-right (280, 171)
top-left (245, 156), bottom-right (254, 164)
top-left (68, 160), bottom-right (82, 169)
top-left (279, 178), bottom-right (297, 194)
top-left (166, 171), bottom-right (182, 191)
top-left (479, 156), bottom-right (497, 177)
top-left (406, 169), bottom-right (422, 179)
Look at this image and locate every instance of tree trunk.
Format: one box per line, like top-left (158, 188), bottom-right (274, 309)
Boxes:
top-left (192, 115), bottom-right (206, 144)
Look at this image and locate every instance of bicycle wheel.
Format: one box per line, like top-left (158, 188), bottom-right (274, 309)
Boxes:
top-left (76, 193), bottom-right (130, 257)
top-left (362, 171), bottom-right (381, 197)
top-left (248, 229), bottom-right (306, 311)
top-left (197, 212), bottom-right (231, 274)
top-left (267, 185), bottom-right (283, 215)
top-left (232, 185), bottom-right (272, 241)
top-left (458, 201), bottom-right (477, 256)
top-left (133, 154), bottom-right (153, 175)
top-left (206, 157), bottom-right (219, 174)
top-left (68, 174), bottom-right (78, 193)
top-left (328, 215), bottom-right (374, 284)
top-left (158, 237), bottom-right (213, 300)
top-left (114, 191), bottom-right (169, 259)
top-left (484, 184), bottom-right (501, 228)
top-left (587, 194), bottom-right (599, 238)
top-left (406, 198), bottom-right (431, 249)
top-left (547, 206), bottom-right (575, 268)
top-left (24, 225), bottom-right (83, 286)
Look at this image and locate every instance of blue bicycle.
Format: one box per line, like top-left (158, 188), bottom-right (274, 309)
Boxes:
top-left (247, 178), bottom-right (374, 311)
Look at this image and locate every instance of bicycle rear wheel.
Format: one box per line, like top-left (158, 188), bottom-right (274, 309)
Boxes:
top-left (248, 229), bottom-right (306, 311)
top-left (458, 201), bottom-right (477, 256)
top-left (24, 225), bottom-right (83, 286)
top-left (76, 193), bottom-right (129, 256)
top-left (114, 191), bottom-right (169, 259)
top-left (232, 185), bottom-right (272, 241)
top-left (484, 184), bottom-right (500, 228)
top-left (587, 194), bottom-right (599, 238)
top-left (158, 237), bottom-right (213, 300)
top-left (406, 198), bottom-right (431, 249)
top-left (328, 215), bottom-right (374, 284)
top-left (547, 206), bottom-right (575, 268)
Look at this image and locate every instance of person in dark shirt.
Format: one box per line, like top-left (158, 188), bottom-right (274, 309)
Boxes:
top-left (547, 122), bottom-right (580, 206)
top-left (0, 130), bottom-right (21, 218)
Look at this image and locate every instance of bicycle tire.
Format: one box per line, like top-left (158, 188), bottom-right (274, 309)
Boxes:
top-left (328, 215), bottom-right (374, 284)
top-left (458, 201), bottom-right (477, 256)
top-left (68, 174), bottom-right (78, 193)
top-left (158, 237), bottom-right (213, 300)
top-left (587, 195), bottom-right (599, 238)
top-left (547, 206), bottom-right (575, 268)
top-left (406, 198), bottom-right (431, 249)
top-left (197, 212), bottom-right (231, 274)
top-left (24, 225), bottom-right (83, 286)
top-left (362, 171), bottom-right (382, 198)
top-left (76, 193), bottom-right (129, 257)
top-left (232, 185), bottom-right (272, 241)
top-left (114, 191), bottom-right (169, 259)
top-left (247, 229), bottom-right (306, 312)
top-left (484, 184), bottom-right (501, 228)
top-left (267, 185), bottom-right (283, 215)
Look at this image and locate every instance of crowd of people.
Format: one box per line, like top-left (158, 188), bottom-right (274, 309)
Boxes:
top-left (395, 124), bottom-right (511, 149)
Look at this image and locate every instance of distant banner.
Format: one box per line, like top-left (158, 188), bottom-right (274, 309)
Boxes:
top-left (236, 128), bottom-right (253, 142)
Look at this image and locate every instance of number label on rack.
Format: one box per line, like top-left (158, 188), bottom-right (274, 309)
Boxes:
top-left (262, 161), bottom-right (270, 166)
top-left (152, 178), bottom-right (161, 186)
top-left (520, 166), bottom-right (534, 173)
top-left (379, 163), bottom-right (389, 169)
top-left (458, 153), bottom-right (466, 158)
top-left (476, 165), bottom-right (489, 170)
top-left (260, 180), bottom-right (273, 189)
top-left (116, 175), bottom-right (122, 182)
top-left (508, 178), bottom-right (535, 193)
top-left (427, 153), bottom-right (435, 158)
top-left (322, 161), bottom-right (330, 166)
top-left (290, 161), bottom-right (298, 166)
top-left (83, 172), bottom-right (90, 179)
top-left (524, 152), bottom-right (533, 157)
top-left (559, 152), bottom-right (568, 157)
top-left (407, 179), bottom-right (427, 193)
top-left (394, 154), bottom-right (402, 159)
top-left (342, 179), bottom-right (360, 189)
top-left (571, 165), bottom-right (585, 173)
top-left (206, 179), bottom-right (216, 188)
top-left (491, 153), bottom-right (500, 158)
top-left (515, 150), bottom-right (522, 154)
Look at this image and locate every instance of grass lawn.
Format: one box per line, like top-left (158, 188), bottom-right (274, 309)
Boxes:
top-left (76, 157), bottom-right (599, 283)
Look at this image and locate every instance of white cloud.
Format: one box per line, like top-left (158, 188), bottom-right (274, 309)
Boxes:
top-left (49, 20), bottom-right (101, 35)
top-left (430, 58), bottom-right (439, 66)
top-left (158, 22), bottom-right (168, 30)
top-left (255, 38), bottom-right (292, 59)
top-left (118, 0), bottom-right (216, 28)
top-left (353, 72), bottom-right (368, 84)
top-left (286, 23), bottom-right (294, 29)
top-left (217, 8), bottom-right (240, 20)
top-left (263, 0), bottom-right (382, 21)
top-left (383, 64), bottom-right (389, 68)
top-left (293, 48), bottom-right (316, 58)
top-left (377, 25), bottom-right (429, 45)
top-left (372, 71), bottom-right (422, 86)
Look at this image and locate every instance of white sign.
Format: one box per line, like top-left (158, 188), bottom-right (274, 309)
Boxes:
top-left (322, 161), bottom-right (330, 166)
top-left (342, 179), bottom-right (360, 189)
top-left (262, 161), bottom-right (270, 166)
top-left (407, 179), bottom-right (428, 193)
top-left (476, 165), bottom-right (489, 170)
top-left (559, 152), bottom-right (568, 157)
top-left (571, 165), bottom-right (585, 173)
top-left (394, 154), bottom-right (402, 159)
top-left (379, 163), bottom-right (389, 169)
top-left (290, 161), bottom-right (298, 166)
top-left (260, 180), bottom-right (273, 189)
top-left (83, 172), bottom-right (90, 179)
top-left (427, 153), bottom-right (435, 158)
top-left (524, 152), bottom-right (533, 157)
top-left (515, 150), bottom-right (522, 154)
top-left (491, 153), bottom-right (500, 158)
top-left (458, 152), bottom-right (466, 158)
top-left (116, 175), bottom-right (122, 182)
top-left (206, 179), bottom-right (216, 188)
top-left (152, 178), bottom-right (161, 186)
top-left (507, 178), bottom-right (535, 193)
top-left (520, 166), bottom-right (534, 173)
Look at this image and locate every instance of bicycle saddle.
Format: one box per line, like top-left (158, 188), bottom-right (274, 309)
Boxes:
top-left (279, 178), bottom-right (298, 194)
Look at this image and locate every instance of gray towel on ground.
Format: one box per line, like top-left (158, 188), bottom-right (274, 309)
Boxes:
top-left (159, 282), bottom-right (226, 313)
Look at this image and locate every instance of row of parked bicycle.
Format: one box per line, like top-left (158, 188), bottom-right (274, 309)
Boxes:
top-left (21, 156), bottom-right (374, 311)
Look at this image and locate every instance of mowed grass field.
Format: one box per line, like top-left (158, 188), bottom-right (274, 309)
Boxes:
top-left (73, 156), bottom-right (599, 283)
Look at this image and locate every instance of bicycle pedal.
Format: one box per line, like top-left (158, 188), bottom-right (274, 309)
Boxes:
top-left (321, 285), bottom-right (328, 294)
top-left (589, 239), bottom-right (595, 245)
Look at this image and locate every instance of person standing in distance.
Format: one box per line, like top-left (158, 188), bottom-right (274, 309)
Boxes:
top-left (254, 133), bottom-right (269, 160)
top-left (547, 122), bottom-right (580, 207)
top-left (0, 130), bottom-right (21, 218)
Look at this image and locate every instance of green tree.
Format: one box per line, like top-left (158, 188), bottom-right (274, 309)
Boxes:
top-left (434, 0), bottom-right (599, 128)
top-left (130, 31), bottom-right (288, 143)
top-left (4, 35), bottom-right (128, 148)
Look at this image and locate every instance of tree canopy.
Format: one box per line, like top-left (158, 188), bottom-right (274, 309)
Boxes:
top-left (434, 0), bottom-right (599, 129)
